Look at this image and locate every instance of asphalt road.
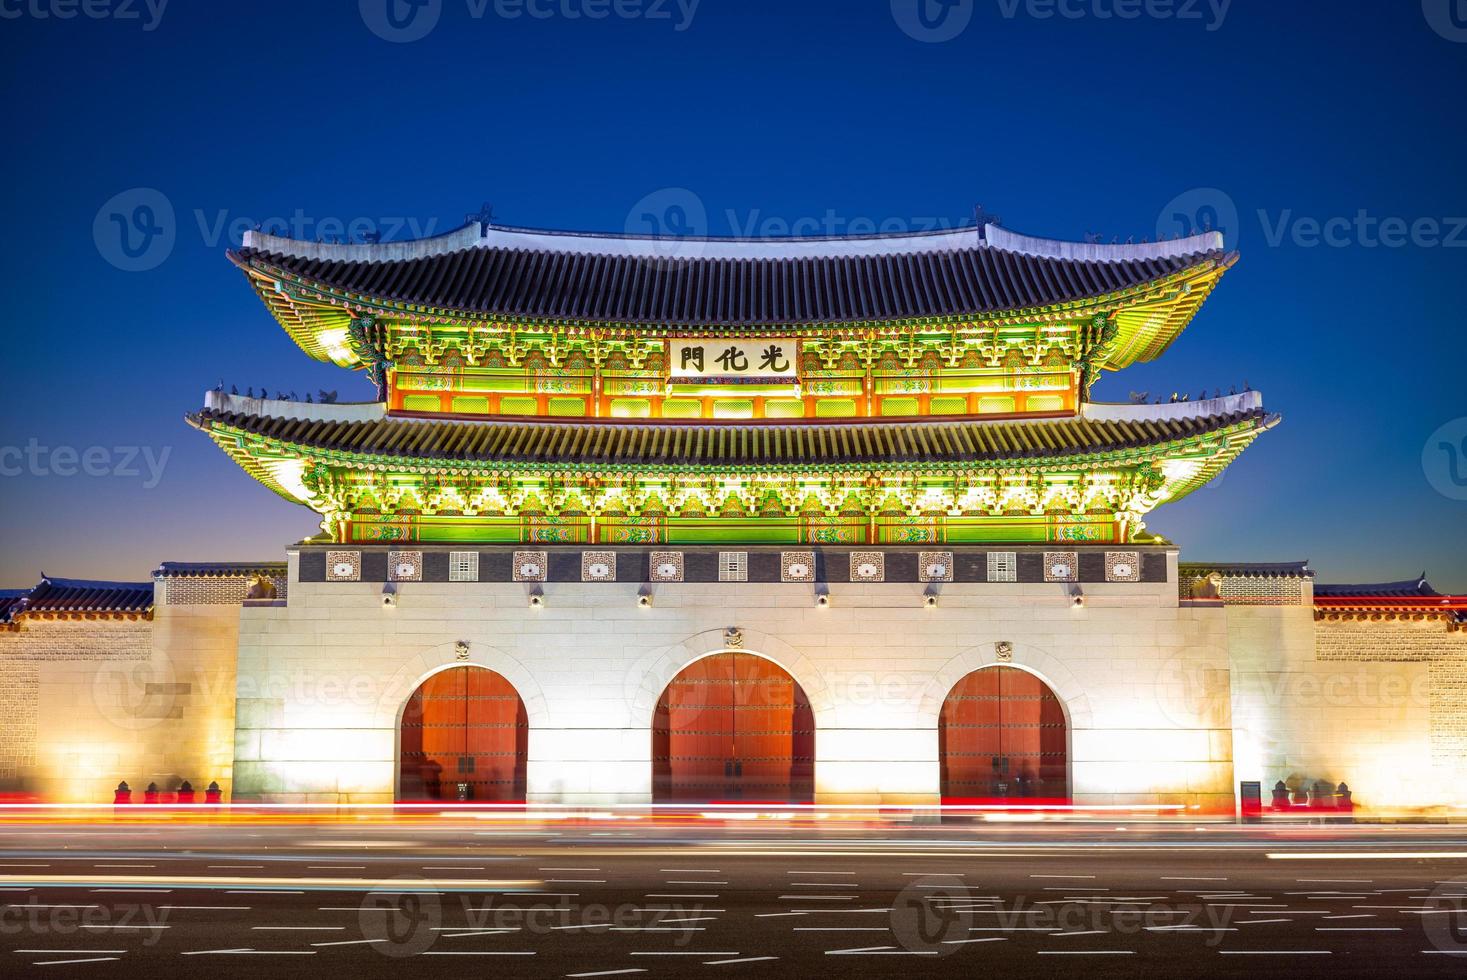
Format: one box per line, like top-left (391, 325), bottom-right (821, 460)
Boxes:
top-left (2, 817), bottom-right (1466, 978)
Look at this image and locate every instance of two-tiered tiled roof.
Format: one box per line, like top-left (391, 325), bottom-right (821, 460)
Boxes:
top-left (1, 576), bottom-right (154, 624)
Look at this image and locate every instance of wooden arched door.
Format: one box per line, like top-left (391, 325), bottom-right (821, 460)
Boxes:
top-left (939, 666), bottom-right (1068, 803)
top-left (398, 666), bottom-right (528, 802)
top-left (652, 653), bottom-right (814, 803)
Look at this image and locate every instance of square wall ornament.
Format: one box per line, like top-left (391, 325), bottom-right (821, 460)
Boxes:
top-left (448, 551), bottom-right (479, 582)
top-left (781, 551), bottom-right (817, 583)
top-left (719, 552), bottom-right (749, 582)
top-left (1044, 551), bottom-right (1080, 583)
top-left (512, 551), bottom-right (548, 583)
top-left (581, 551), bottom-right (617, 582)
top-left (388, 551), bottom-right (423, 582)
top-left (326, 551), bottom-right (361, 582)
top-left (987, 551), bottom-right (1017, 583)
top-left (919, 551), bottom-right (955, 583)
top-left (1106, 551), bottom-right (1142, 582)
top-left (849, 552), bottom-right (885, 583)
top-left (648, 552), bottom-right (684, 583)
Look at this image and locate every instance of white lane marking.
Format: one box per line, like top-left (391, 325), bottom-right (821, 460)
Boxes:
top-left (1031, 875), bottom-right (1096, 879)
top-left (1322, 915), bottom-right (1373, 920)
top-left (159, 906), bottom-right (248, 911)
top-left (207, 865), bottom-right (263, 870)
top-left (755, 912), bottom-right (805, 918)
top-left (306, 866), bottom-right (365, 870)
top-left (566, 970), bottom-right (647, 977)
top-left (0, 864), bottom-right (50, 868)
top-left (79, 925), bottom-right (168, 930)
top-left (6, 904), bottom-right (101, 909)
top-left (422, 951), bottom-right (537, 956)
top-left (1267, 852), bottom-right (1467, 860)
top-left (629, 951), bottom-right (739, 956)
top-left (32, 957), bottom-right (121, 966)
top-left (94, 864), bottom-right (154, 868)
top-left (787, 871), bottom-right (856, 875)
top-left (778, 895), bottom-right (855, 900)
top-left (311, 939), bottom-right (394, 947)
top-left (704, 956), bottom-right (778, 965)
top-left (1161, 876), bottom-right (1227, 881)
top-left (1219, 951), bottom-right (1333, 955)
top-left (1051, 930), bottom-right (1108, 937)
top-left (664, 880), bottom-right (727, 885)
top-left (14, 950), bottom-right (126, 954)
top-left (793, 928), bottom-right (890, 932)
top-left (428, 867), bottom-right (487, 871)
top-left (227, 890), bottom-right (305, 895)
top-left (1038, 951), bottom-right (1134, 955)
top-left (251, 926), bottom-right (346, 932)
top-left (825, 948), bottom-right (937, 956)
top-left (786, 882), bottom-right (859, 888)
top-left (608, 927), bottom-right (707, 933)
top-left (1315, 927), bottom-right (1402, 932)
top-left (181, 950), bottom-right (316, 956)
top-left (645, 894), bottom-right (717, 898)
top-left (1236, 919), bottom-right (1292, 925)
top-left (548, 879), bottom-right (608, 884)
top-left (901, 872), bottom-right (964, 877)
top-left (539, 868), bottom-right (601, 872)
top-left (90, 889), bottom-right (171, 894)
top-left (943, 938), bottom-right (1006, 944)
top-left (658, 869), bottom-right (721, 874)
top-left (1297, 879), bottom-right (1373, 883)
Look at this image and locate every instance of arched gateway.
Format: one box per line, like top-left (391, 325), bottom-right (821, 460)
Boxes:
top-left (939, 666), bottom-right (1068, 803)
top-left (653, 653), bottom-right (815, 803)
top-left (398, 666), bottom-right (528, 802)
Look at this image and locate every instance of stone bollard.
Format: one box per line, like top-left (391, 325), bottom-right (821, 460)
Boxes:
top-left (204, 781), bottom-right (222, 804)
top-left (113, 781), bottom-right (132, 805)
top-left (1310, 779), bottom-right (1334, 810)
top-left (1270, 781), bottom-right (1290, 811)
top-left (143, 782), bottom-right (160, 804)
top-left (176, 780), bottom-right (196, 805)
top-left (1336, 782), bottom-right (1354, 813)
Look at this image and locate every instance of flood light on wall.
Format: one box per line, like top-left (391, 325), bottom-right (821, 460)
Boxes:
top-left (382, 583), bottom-right (397, 608)
top-left (638, 588), bottom-right (653, 608)
top-left (529, 588), bottom-right (544, 608)
top-left (815, 588), bottom-right (830, 608)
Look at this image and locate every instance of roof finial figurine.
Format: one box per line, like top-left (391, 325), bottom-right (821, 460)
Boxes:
top-left (972, 204), bottom-right (1002, 230)
top-left (319, 389), bottom-right (338, 404)
top-left (246, 387), bottom-right (254, 398)
top-left (289, 391), bottom-right (298, 401)
top-left (305, 392), bottom-right (313, 403)
top-left (230, 384), bottom-right (238, 395)
top-left (1169, 392), bottom-right (1180, 404)
top-left (1129, 391), bottom-right (1149, 405)
top-left (1230, 385), bottom-right (1237, 396)
top-left (1244, 379), bottom-right (1252, 392)
top-left (468, 203), bottom-right (495, 236)
top-left (214, 379), bottom-right (224, 393)
top-left (1084, 231), bottom-right (1102, 244)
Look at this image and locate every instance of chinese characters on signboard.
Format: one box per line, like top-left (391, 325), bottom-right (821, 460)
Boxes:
top-left (670, 340), bottom-right (798, 379)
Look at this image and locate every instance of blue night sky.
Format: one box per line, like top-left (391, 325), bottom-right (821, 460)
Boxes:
top-left (1, 1), bottom-right (1464, 590)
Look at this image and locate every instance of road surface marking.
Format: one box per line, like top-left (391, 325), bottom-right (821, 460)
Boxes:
top-left (32, 958), bottom-right (121, 966)
top-left (566, 971), bottom-right (646, 977)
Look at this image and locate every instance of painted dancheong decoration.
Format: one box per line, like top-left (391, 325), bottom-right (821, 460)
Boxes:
top-left (191, 216), bottom-right (1275, 546)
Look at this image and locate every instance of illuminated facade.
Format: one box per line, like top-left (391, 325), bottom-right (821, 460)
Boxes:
top-left (1, 215), bottom-right (1463, 812)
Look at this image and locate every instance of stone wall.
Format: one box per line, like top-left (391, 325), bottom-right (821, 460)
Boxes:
top-left (0, 610), bottom-right (242, 802)
top-left (233, 551), bottom-right (1239, 808)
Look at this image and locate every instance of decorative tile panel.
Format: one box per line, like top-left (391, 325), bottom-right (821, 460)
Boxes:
top-left (1105, 551), bottom-right (1142, 583)
top-left (849, 552), bottom-right (885, 583)
top-left (326, 551), bottom-right (361, 582)
top-left (781, 551), bottom-right (817, 583)
top-left (648, 552), bottom-right (684, 583)
top-left (581, 551), bottom-right (616, 582)
top-left (388, 551), bottom-right (423, 582)
top-left (1044, 551), bottom-right (1079, 583)
top-left (986, 551), bottom-right (1017, 583)
top-left (512, 551), bottom-right (548, 583)
top-left (718, 552), bottom-right (748, 582)
top-left (448, 551), bottom-right (479, 582)
top-left (918, 551), bottom-right (954, 583)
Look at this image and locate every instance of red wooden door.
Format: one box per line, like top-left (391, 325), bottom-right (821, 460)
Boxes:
top-left (653, 653), bottom-right (814, 803)
top-left (398, 667), bottom-right (528, 802)
top-left (940, 666), bottom-right (1067, 803)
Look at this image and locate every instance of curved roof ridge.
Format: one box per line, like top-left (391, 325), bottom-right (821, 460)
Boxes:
top-left (241, 216), bottom-right (1222, 265)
